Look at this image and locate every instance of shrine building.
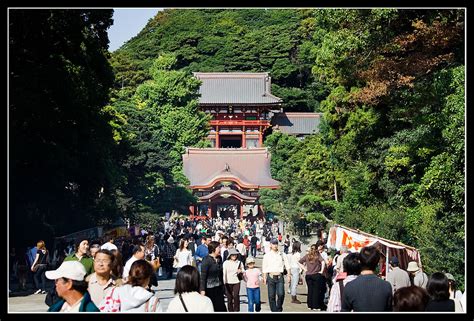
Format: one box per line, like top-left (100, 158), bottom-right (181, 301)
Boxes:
top-left (183, 72), bottom-right (319, 220)
top-left (183, 72), bottom-right (282, 218)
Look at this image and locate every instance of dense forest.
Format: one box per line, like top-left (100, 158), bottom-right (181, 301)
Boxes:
top-left (9, 9), bottom-right (464, 288)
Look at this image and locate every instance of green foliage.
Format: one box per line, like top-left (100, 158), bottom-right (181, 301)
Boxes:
top-left (10, 9), bottom-right (119, 246)
top-left (107, 54), bottom-right (209, 216)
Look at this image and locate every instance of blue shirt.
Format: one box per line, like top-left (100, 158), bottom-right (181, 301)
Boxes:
top-left (195, 244), bottom-right (208, 262)
top-left (27, 247), bottom-right (37, 267)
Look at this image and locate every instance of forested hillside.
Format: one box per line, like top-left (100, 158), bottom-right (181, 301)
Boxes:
top-left (109, 8), bottom-right (464, 287)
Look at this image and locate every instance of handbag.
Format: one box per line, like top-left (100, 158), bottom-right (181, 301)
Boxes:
top-left (31, 263), bottom-right (46, 273)
top-left (150, 258), bottom-right (161, 271)
top-left (179, 293), bottom-right (188, 312)
top-left (298, 273), bottom-right (304, 285)
top-left (237, 262), bottom-right (244, 281)
top-left (173, 257), bottom-right (179, 268)
top-left (144, 296), bottom-right (160, 312)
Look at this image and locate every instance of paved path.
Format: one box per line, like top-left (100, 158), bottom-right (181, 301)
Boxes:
top-left (9, 234), bottom-right (321, 313)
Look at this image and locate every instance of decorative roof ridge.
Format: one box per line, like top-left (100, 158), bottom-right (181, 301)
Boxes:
top-left (185, 147), bottom-right (269, 155)
top-left (275, 112), bottom-right (323, 116)
top-left (194, 72), bottom-right (269, 78)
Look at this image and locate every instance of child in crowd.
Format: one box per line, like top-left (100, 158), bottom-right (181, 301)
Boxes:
top-left (243, 256), bottom-right (261, 312)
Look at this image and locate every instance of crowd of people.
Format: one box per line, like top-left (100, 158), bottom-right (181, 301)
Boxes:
top-left (9, 216), bottom-right (466, 313)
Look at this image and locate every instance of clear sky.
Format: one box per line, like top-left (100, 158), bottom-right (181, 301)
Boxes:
top-left (108, 8), bottom-right (162, 52)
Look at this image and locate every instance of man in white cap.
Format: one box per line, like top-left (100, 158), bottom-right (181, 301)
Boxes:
top-left (406, 261), bottom-right (428, 289)
top-left (46, 261), bottom-right (99, 312)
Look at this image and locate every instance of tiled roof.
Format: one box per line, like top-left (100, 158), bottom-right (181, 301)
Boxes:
top-left (271, 112), bottom-right (322, 135)
top-left (194, 72), bottom-right (282, 105)
top-left (182, 148), bottom-right (280, 188)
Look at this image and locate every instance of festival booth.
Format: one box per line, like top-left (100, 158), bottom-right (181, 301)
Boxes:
top-left (326, 224), bottom-right (422, 277)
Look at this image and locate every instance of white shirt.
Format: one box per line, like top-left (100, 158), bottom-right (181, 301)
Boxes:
top-left (262, 250), bottom-right (290, 274)
top-left (288, 252), bottom-right (302, 270)
top-left (223, 259), bottom-right (243, 284)
top-left (122, 256), bottom-right (139, 281)
top-left (101, 242), bottom-right (118, 251)
top-left (166, 292), bottom-right (214, 312)
top-left (60, 297), bottom-right (83, 312)
top-left (236, 243), bottom-right (247, 256)
top-left (175, 249), bottom-right (192, 268)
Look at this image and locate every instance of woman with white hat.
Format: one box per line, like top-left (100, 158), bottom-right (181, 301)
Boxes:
top-left (406, 261), bottom-right (428, 289)
top-left (222, 248), bottom-right (243, 312)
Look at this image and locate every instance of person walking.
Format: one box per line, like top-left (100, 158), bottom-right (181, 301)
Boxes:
top-left (425, 272), bottom-right (455, 311)
top-left (393, 286), bottom-right (430, 311)
top-left (250, 234), bottom-right (258, 257)
top-left (262, 238), bottom-right (291, 312)
top-left (341, 246), bottom-right (393, 311)
top-left (299, 244), bottom-right (327, 311)
top-left (386, 256), bottom-right (411, 294)
top-left (243, 256), bottom-right (261, 312)
top-left (175, 238), bottom-right (193, 274)
top-left (31, 240), bottom-right (49, 294)
top-left (222, 248), bottom-right (243, 312)
top-left (166, 265), bottom-right (214, 312)
top-left (406, 261), bottom-right (428, 289)
top-left (46, 261), bottom-right (99, 312)
top-left (122, 244), bottom-right (145, 283)
top-left (200, 241), bottom-right (227, 312)
top-left (195, 235), bottom-right (210, 273)
top-left (162, 237), bottom-right (177, 279)
top-left (287, 241), bottom-right (304, 304)
top-left (283, 235), bottom-right (290, 255)
top-left (100, 236), bottom-right (118, 252)
top-left (86, 249), bottom-right (122, 307)
top-left (327, 252), bottom-right (361, 312)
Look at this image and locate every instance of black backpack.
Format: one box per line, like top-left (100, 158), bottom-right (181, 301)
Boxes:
top-left (45, 287), bottom-right (61, 307)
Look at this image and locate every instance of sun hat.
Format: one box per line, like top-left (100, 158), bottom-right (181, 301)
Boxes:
top-left (270, 238), bottom-right (279, 245)
top-left (45, 261), bottom-right (86, 281)
top-left (406, 261), bottom-right (420, 272)
top-left (245, 256), bottom-right (255, 265)
top-left (445, 273), bottom-right (455, 281)
top-left (227, 248), bottom-right (239, 258)
top-left (167, 236), bottom-right (175, 243)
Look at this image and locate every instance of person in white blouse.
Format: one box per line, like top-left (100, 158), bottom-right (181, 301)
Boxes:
top-left (175, 239), bottom-right (193, 274)
top-left (287, 241), bottom-right (305, 304)
top-left (222, 248), bottom-right (243, 312)
top-left (166, 265), bottom-right (214, 312)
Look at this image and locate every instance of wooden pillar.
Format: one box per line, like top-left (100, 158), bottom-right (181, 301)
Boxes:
top-left (189, 205), bottom-right (195, 219)
top-left (242, 126), bottom-right (246, 148)
top-left (208, 204), bottom-right (212, 219)
top-left (216, 126), bottom-right (219, 148)
top-left (259, 127), bottom-right (263, 147)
